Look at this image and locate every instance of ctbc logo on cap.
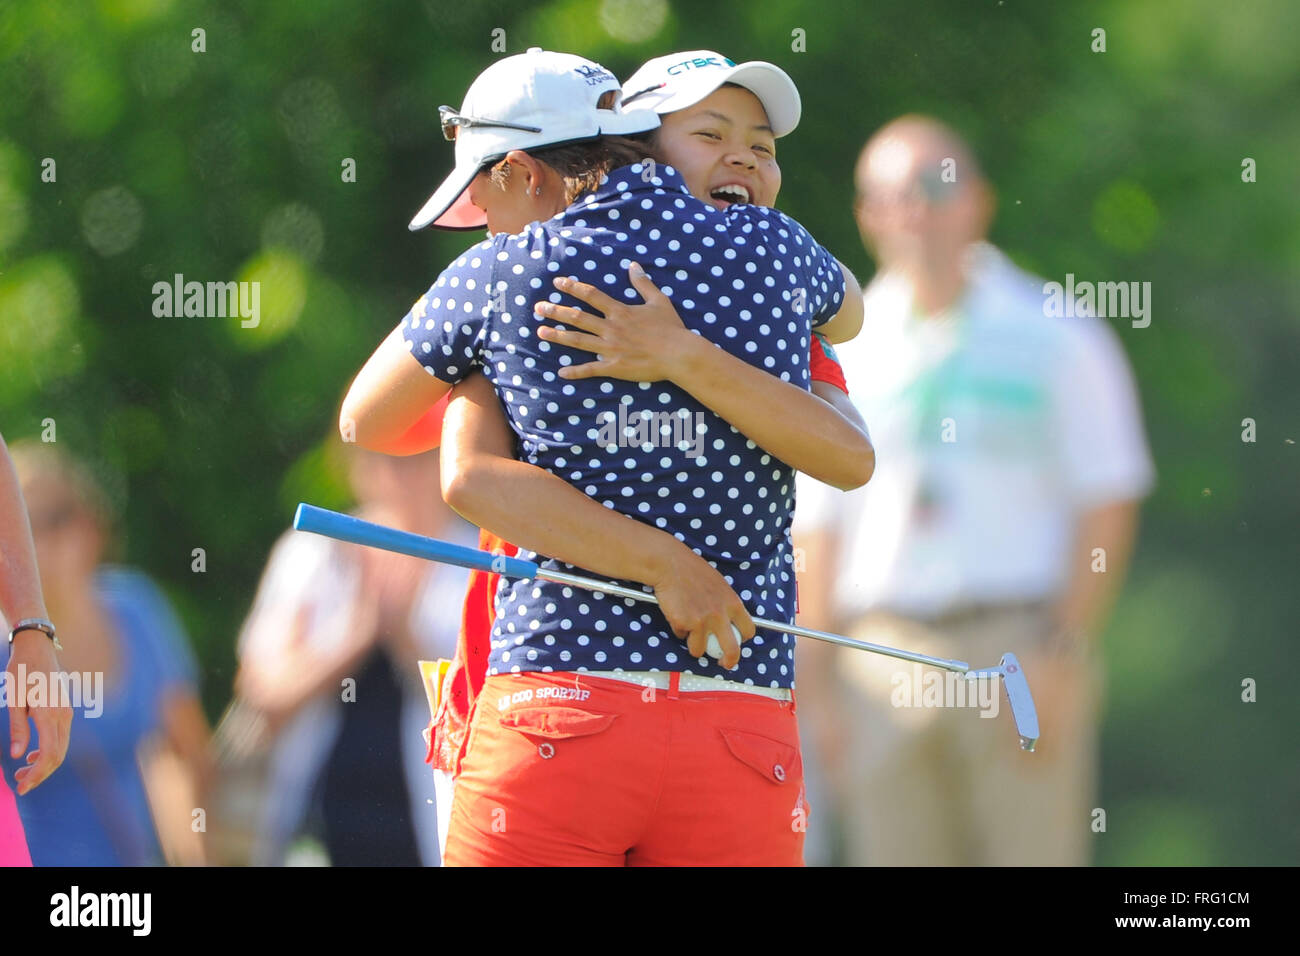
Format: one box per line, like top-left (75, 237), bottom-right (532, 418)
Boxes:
top-left (666, 56), bottom-right (736, 76)
top-left (573, 64), bottom-right (615, 86)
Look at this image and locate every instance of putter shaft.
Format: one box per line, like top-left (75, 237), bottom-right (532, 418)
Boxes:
top-left (539, 567), bottom-right (972, 673)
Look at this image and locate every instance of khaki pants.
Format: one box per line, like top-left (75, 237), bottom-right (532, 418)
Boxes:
top-left (827, 604), bottom-right (1104, 866)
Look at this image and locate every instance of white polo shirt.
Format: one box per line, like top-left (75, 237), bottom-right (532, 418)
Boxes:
top-left (794, 243), bottom-right (1155, 620)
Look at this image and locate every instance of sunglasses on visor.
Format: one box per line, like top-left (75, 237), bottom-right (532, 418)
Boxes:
top-left (439, 106), bottom-right (543, 142)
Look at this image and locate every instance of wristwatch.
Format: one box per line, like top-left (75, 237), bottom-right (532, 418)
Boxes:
top-left (7, 617), bottom-right (63, 652)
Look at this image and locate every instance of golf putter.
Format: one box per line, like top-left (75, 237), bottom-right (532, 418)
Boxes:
top-left (964, 653), bottom-right (1040, 751)
top-left (293, 504), bottom-right (1040, 750)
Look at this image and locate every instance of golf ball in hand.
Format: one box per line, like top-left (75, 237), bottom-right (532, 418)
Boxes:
top-left (705, 624), bottom-right (745, 661)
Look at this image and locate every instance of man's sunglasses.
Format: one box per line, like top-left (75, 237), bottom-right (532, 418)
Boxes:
top-left (858, 168), bottom-right (959, 208)
top-left (439, 106), bottom-right (542, 142)
top-left (911, 167), bottom-right (957, 204)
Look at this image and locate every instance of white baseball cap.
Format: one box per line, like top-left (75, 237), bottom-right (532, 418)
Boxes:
top-left (409, 48), bottom-right (661, 231)
top-left (620, 50), bottom-right (801, 137)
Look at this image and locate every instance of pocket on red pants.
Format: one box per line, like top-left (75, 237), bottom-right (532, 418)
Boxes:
top-left (719, 727), bottom-right (801, 786)
top-left (719, 726), bottom-right (812, 832)
top-left (449, 697), bottom-right (657, 863)
top-left (498, 707), bottom-right (619, 759)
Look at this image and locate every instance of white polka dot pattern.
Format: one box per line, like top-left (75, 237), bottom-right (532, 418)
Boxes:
top-left (401, 163), bottom-right (845, 689)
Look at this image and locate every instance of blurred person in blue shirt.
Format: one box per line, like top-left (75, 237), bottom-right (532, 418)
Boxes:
top-left (3, 442), bottom-right (212, 866)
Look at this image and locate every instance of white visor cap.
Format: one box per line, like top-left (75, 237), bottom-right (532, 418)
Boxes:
top-left (620, 50), bottom-right (801, 138)
top-left (409, 48), bottom-right (661, 231)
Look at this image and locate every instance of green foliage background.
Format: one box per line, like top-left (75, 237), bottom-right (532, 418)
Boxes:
top-left (1, 0), bottom-right (1295, 864)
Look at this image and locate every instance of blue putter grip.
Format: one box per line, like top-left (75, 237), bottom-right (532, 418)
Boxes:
top-left (293, 504), bottom-right (539, 579)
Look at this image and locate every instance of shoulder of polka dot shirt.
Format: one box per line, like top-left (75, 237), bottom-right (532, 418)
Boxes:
top-left (723, 203), bottom-right (824, 250)
top-left (713, 203), bottom-right (846, 317)
top-left (399, 231), bottom-right (514, 380)
top-left (425, 234), bottom-right (505, 292)
top-left (594, 163), bottom-right (836, 264)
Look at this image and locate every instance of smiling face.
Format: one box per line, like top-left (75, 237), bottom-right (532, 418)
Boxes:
top-left (654, 85), bottom-right (781, 210)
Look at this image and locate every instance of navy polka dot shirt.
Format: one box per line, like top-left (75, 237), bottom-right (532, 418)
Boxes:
top-left (402, 162), bottom-right (844, 689)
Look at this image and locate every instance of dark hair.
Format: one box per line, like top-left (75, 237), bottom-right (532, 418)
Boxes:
top-left (489, 130), bottom-right (663, 206)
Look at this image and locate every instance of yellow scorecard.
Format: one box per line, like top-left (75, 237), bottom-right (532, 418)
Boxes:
top-left (418, 659), bottom-right (452, 723)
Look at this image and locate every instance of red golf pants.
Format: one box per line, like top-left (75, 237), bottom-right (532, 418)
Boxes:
top-left (442, 671), bottom-right (809, 866)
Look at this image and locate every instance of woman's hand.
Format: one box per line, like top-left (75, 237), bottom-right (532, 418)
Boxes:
top-left (7, 632), bottom-right (72, 795)
top-left (647, 543), bottom-right (756, 671)
top-left (534, 264), bottom-right (704, 383)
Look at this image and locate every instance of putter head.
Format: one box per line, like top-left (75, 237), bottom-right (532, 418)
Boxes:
top-left (963, 654), bottom-right (1040, 751)
top-left (998, 653), bottom-right (1039, 751)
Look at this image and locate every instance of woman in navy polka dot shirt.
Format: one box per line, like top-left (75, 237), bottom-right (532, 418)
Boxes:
top-left (342, 50), bottom-right (872, 864)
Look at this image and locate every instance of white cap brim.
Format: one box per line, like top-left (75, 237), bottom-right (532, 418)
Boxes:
top-left (408, 161), bottom-right (485, 232)
top-left (595, 110), bottom-right (662, 137)
top-left (721, 61), bottom-right (801, 137)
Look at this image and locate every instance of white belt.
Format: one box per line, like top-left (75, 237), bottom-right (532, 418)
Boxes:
top-left (585, 670), bottom-right (792, 701)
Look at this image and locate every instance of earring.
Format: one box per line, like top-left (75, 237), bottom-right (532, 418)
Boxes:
top-left (534, 187), bottom-right (542, 196)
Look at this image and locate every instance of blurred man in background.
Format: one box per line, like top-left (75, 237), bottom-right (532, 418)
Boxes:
top-left (794, 115), bottom-right (1155, 865)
